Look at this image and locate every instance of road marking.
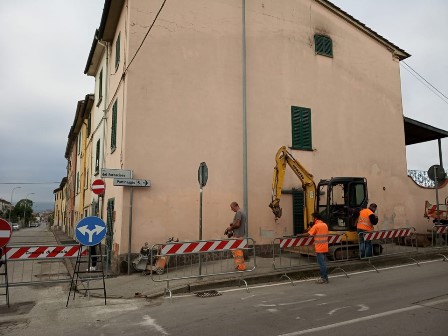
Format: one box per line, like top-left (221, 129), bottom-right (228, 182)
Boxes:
top-left (277, 297), bottom-right (448, 336)
top-left (139, 315), bottom-right (169, 335)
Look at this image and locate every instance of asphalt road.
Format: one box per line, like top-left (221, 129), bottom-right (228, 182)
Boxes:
top-left (1, 259), bottom-right (447, 335)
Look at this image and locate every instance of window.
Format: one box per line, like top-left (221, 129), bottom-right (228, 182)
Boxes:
top-left (76, 172), bottom-right (80, 194)
top-left (97, 68), bottom-right (103, 106)
top-left (87, 114), bottom-right (91, 137)
top-left (314, 34), bottom-right (333, 57)
top-left (111, 100), bottom-right (117, 150)
top-left (77, 131), bottom-right (82, 155)
top-left (115, 33), bottom-right (121, 69)
top-left (291, 106), bottom-right (312, 150)
top-left (95, 139), bottom-right (100, 174)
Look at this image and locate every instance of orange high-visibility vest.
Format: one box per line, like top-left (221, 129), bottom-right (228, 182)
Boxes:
top-left (308, 220), bottom-right (329, 253)
top-left (357, 208), bottom-right (374, 231)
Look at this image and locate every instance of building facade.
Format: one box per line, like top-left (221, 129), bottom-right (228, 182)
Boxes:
top-left (57, 0), bottom-right (447, 273)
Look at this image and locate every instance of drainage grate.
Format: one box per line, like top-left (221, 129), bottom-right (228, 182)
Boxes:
top-left (195, 290), bottom-right (222, 298)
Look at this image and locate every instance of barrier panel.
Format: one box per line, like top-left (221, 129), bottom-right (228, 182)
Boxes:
top-left (272, 234), bottom-right (349, 285)
top-left (431, 225), bottom-right (448, 260)
top-left (150, 238), bottom-right (256, 299)
top-left (359, 227), bottom-right (419, 271)
top-left (0, 245), bottom-right (88, 287)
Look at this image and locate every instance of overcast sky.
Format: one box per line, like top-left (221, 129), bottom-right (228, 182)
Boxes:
top-left (0, 1), bottom-right (447, 209)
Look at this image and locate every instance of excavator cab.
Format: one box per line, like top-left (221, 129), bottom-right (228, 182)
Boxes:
top-left (316, 177), bottom-right (368, 232)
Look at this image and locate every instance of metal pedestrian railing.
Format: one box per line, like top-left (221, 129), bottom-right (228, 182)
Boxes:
top-left (272, 234), bottom-right (349, 285)
top-left (150, 238), bottom-right (256, 300)
top-left (359, 227), bottom-right (419, 271)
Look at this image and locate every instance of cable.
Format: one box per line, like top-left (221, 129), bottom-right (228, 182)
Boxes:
top-left (125, 0), bottom-right (167, 73)
top-left (401, 61), bottom-right (448, 105)
top-left (103, 0), bottom-right (167, 116)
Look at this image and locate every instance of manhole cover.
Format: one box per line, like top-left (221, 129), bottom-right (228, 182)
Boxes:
top-left (195, 290), bottom-right (222, 298)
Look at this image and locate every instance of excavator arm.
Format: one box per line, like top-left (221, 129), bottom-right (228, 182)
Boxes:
top-left (269, 146), bottom-right (317, 229)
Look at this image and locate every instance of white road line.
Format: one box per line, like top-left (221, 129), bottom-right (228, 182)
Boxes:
top-left (277, 297), bottom-right (448, 336)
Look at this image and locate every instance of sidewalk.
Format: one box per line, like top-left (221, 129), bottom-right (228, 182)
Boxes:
top-left (51, 228), bottom-right (446, 300)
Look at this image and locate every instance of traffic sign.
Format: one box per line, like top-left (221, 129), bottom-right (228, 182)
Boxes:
top-left (101, 168), bottom-right (133, 179)
top-left (113, 178), bottom-right (150, 187)
top-left (75, 217), bottom-right (107, 246)
top-left (0, 218), bottom-right (12, 248)
top-left (91, 179), bottom-right (106, 195)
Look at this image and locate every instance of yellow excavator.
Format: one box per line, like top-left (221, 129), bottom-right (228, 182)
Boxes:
top-left (269, 146), bottom-right (378, 259)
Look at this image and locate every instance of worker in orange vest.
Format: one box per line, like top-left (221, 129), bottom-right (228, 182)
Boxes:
top-left (357, 203), bottom-right (378, 258)
top-left (303, 212), bottom-right (329, 284)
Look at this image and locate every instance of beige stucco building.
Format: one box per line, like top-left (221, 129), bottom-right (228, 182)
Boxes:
top-left (57, 0), bottom-right (448, 273)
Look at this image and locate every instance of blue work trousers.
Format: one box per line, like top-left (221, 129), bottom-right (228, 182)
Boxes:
top-left (316, 253), bottom-right (328, 280)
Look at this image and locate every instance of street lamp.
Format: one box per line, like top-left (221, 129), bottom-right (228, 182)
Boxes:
top-left (9, 186), bottom-right (22, 223)
top-left (24, 192), bottom-right (35, 227)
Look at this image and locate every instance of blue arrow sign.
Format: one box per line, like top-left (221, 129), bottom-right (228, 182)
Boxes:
top-left (75, 216), bottom-right (107, 246)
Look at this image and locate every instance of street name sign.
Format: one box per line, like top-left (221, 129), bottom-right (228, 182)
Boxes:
top-left (113, 178), bottom-right (150, 187)
top-left (101, 168), bottom-right (133, 179)
top-left (0, 218), bottom-right (12, 248)
top-left (75, 217), bottom-right (107, 246)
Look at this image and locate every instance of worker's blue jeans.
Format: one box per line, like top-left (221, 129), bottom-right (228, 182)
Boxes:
top-left (316, 253), bottom-right (328, 280)
top-left (358, 230), bottom-right (373, 258)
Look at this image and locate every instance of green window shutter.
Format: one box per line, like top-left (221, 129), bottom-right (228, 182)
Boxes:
top-left (314, 34), bottom-right (333, 57)
top-left (111, 100), bottom-right (117, 150)
top-left (292, 189), bottom-right (305, 235)
top-left (115, 33), bottom-right (121, 69)
top-left (95, 139), bottom-right (100, 173)
top-left (98, 69), bottom-right (103, 101)
top-left (291, 106), bottom-right (312, 150)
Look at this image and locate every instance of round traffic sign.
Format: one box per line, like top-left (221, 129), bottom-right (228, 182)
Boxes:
top-left (0, 218), bottom-right (12, 248)
top-left (91, 179), bottom-right (106, 195)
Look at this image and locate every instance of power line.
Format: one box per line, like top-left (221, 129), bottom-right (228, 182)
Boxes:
top-left (401, 61), bottom-right (448, 105)
top-left (0, 182), bottom-right (59, 185)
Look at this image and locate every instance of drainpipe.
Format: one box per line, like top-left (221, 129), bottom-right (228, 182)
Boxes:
top-left (242, 0), bottom-right (248, 236)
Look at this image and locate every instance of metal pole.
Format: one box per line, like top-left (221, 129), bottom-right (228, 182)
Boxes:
top-left (9, 187), bottom-right (21, 223)
top-left (434, 166), bottom-right (441, 225)
top-left (242, 0), bottom-right (248, 236)
top-left (438, 138), bottom-right (443, 167)
top-left (199, 186), bottom-right (203, 275)
top-left (127, 187), bottom-right (134, 275)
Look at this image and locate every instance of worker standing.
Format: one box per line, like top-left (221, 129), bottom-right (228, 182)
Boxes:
top-left (226, 201), bottom-right (247, 271)
top-left (303, 212), bottom-right (329, 284)
top-left (357, 203), bottom-right (378, 258)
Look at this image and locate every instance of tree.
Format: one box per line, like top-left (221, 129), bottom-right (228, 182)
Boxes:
top-left (12, 199), bottom-right (34, 226)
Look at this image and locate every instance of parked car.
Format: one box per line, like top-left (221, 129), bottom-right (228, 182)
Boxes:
top-left (12, 223), bottom-right (20, 231)
top-left (29, 222), bottom-right (40, 228)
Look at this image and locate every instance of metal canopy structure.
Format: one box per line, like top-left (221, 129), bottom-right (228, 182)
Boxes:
top-left (404, 116), bottom-right (448, 146)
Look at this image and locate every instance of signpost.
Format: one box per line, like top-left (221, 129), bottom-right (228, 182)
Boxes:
top-left (113, 178), bottom-right (150, 187)
top-left (91, 179), bottom-right (106, 196)
top-left (0, 218), bottom-right (12, 248)
top-left (101, 168), bottom-right (133, 179)
top-left (198, 162), bottom-right (208, 276)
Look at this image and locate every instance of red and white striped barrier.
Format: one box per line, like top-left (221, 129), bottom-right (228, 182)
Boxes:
top-left (364, 228), bottom-right (413, 241)
top-left (160, 239), bottom-right (248, 256)
top-left (4, 245), bottom-right (88, 260)
top-left (279, 234), bottom-right (342, 249)
top-left (434, 225), bottom-right (448, 235)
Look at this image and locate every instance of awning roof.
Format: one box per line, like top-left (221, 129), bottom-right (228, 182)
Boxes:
top-left (404, 117), bottom-right (448, 145)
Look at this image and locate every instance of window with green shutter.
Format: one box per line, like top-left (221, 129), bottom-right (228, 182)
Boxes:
top-left (314, 34), bottom-right (333, 57)
top-left (95, 139), bottom-right (100, 174)
top-left (98, 68), bottom-right (103, 105)
top-left (115, 33), bottom-right (121, 69)
top-left (291, 106), bottom-right (312, 150)
top-left (111, 100), bottom-right (117, 151)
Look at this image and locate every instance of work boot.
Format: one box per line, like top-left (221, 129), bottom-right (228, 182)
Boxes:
top-left (315, 278), bottom-right (329, 284)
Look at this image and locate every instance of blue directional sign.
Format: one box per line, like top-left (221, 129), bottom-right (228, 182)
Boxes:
top-left (75, 216), bottom-right (107, 246)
